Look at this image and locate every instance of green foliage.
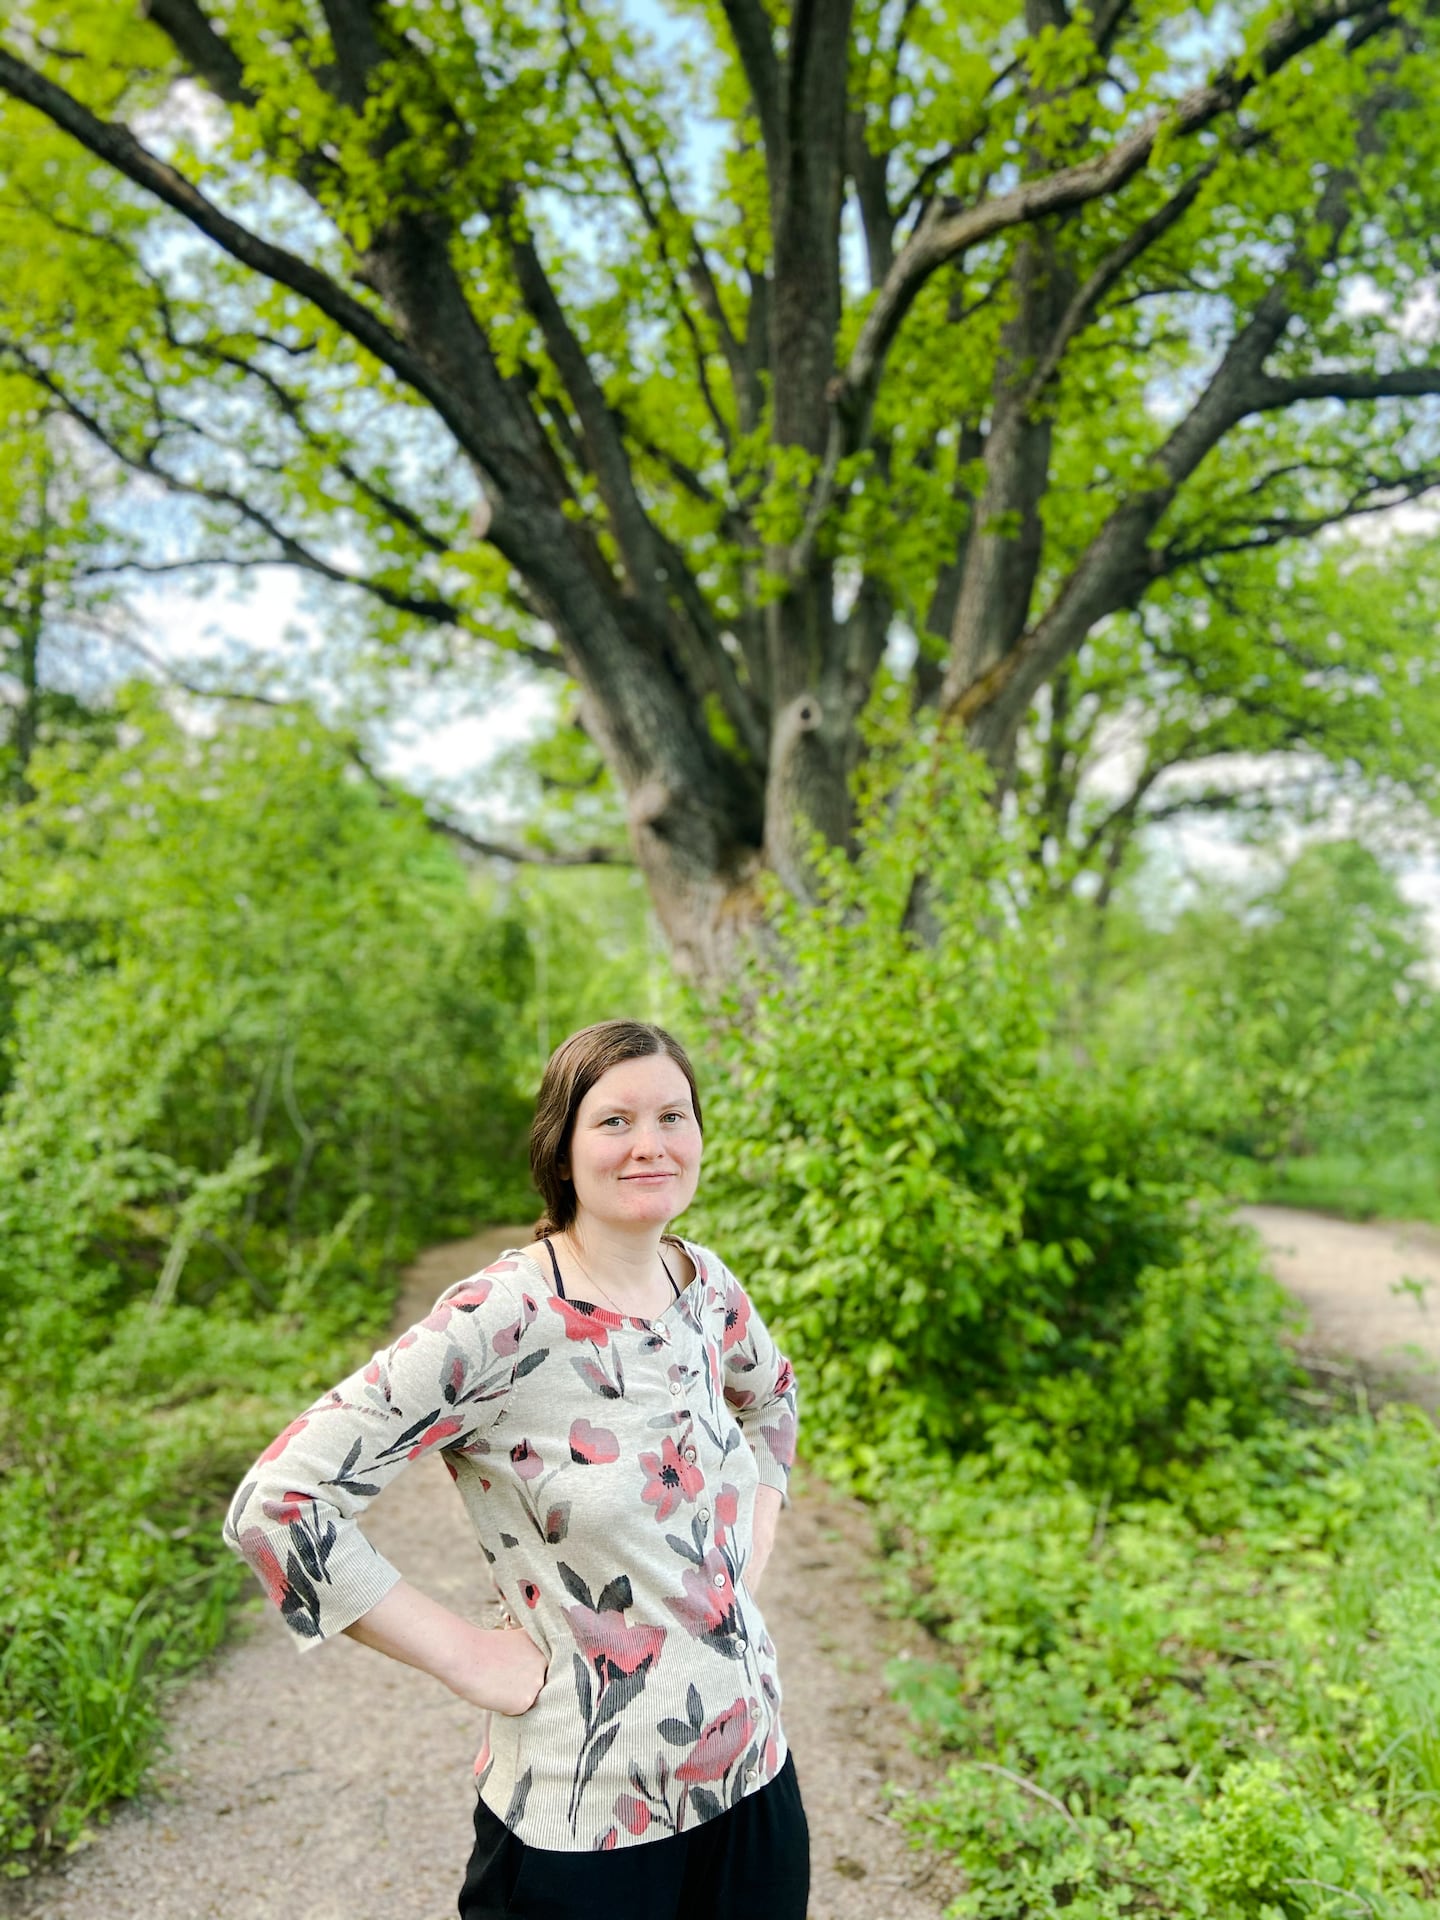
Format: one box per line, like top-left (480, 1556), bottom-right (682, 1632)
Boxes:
top-left (1256, 1150), bottom-right (1440, 1226)
top-left (0, 686), bottom-right (552, 1866)
top-left (882, 1404), bottom-right (1440, 1918)
top-left (684, 721), bottom-right (1296, 1489)
top-left (1077, 834), bottom-right (1440, 1217)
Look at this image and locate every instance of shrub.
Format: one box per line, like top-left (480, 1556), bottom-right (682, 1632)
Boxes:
top-left (685, 732), bottom-right (1296, 1490)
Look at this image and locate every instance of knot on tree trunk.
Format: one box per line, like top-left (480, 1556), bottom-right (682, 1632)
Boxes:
top-left (627, 776), bottom-right (673, 831)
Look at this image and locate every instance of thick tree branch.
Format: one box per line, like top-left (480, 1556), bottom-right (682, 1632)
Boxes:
top-left (834, 0), bottom-right (1386, 454)
top-left (0, 43), bottom-right (516, 506)
top-left (139, 0), bottom-right (253, 105)
top-left (1249, 366), bottom-right (1440, 408)
top-left (503, 215), bottom-right (672, 597)
top-left (948, 147), bottom-right (1373, 758)
top-left (847, 110), bottom-right (895, 287)
top-left (718, 0), bottom-right (782, 158)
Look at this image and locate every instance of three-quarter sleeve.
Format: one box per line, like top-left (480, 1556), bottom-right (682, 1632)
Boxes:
top-left (221, 1266), bottom-right (523, 1649)
top-left (716, 1261), bottom-right (798, 1502)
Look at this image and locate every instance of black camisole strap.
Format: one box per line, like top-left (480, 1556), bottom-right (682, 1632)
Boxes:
top-left (660, 1246), bottom-right (681, 1301)
top-left (543, 1234), bottom-right (567, 1299)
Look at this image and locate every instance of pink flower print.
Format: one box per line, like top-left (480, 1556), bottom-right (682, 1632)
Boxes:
top-left (421, 1276), bottom-right (492, 1333)
top-left (548, 1296), bottom-right (610, 1345)
top-left (563, 1605), bottom-right (666, 1689)
top-left (639, 1437), bottom-right (704, 1522)
top-left (259, 1416), bottom-right (308, 1464)
top-left (237, 1526), bottom-right (288, 1606)
top-left (760, 1409), bottom-right (797, 1470)
top-left (510, 1438), bottom-right (543, 1480)
top-left (492, 1293), bottom-right (538, 1355)
top-left (714, 1483), bottom-right (740, 1545)
top-left (722, 1282), bottom-right (751, 1351)
top-left (665, 1549), bottom-right (738, 1643)
top-left (598, 1828), bottom-right (618, 1851)
top-left (615, 1793), bottom-right (651, 1836)
top-left (569, 1419), bottom-right (620, 1465)
top-left (521, 1580), bottom-right (541, 1608)
top-left (261, 1490), bottom-right (310, 1526)
top-left (407, 1414), bottom-right (464, 1460)
top-left (676, 1697), bottom-right (755, 1783)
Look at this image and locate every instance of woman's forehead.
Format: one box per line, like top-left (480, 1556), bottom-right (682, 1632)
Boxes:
top-left (580, 1057), bottom-right (693, 1110)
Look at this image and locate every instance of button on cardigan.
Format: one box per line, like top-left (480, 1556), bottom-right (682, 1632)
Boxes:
top-left (222, 1236), bottom-right (799, 1852)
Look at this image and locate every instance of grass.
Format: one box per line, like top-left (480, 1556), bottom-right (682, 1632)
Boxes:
top-left (1255, 1150), bottom-right (1440, 1226)
top-left (0, 1276), bottom-right (406, 1875)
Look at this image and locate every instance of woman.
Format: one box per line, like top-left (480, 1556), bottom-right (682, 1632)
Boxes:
top-left (223, 1018), bottom-right (808, 1920)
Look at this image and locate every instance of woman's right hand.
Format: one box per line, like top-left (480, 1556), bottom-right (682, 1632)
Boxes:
top-left (342, 1578), bottom-right (547, 1715)
top-left (461, 1622), bottom-right (549, 1716)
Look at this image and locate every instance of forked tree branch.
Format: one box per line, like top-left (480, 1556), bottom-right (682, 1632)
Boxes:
top-left (0, 43), bottom-right (505, 495)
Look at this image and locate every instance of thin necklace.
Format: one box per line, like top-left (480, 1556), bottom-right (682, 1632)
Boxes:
top-left (561, 1232), bottom-right (675, 1318)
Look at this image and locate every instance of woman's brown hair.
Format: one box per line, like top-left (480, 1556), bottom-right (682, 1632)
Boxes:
top-left (529, 1020), bottom-right (703, 1238)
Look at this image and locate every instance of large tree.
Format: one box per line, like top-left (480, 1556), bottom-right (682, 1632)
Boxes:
top-left (2, 0), bottom-right (1439, 978)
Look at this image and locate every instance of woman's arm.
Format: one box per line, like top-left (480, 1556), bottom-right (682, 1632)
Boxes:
top-left (718, 1263), bottom-right (799, 1507)
top-left (342, 1578), bottom-right (546, 1715)
top-left (222, 1265), bottom-right (527, 1651)
top-left (742, 1484), bottom-right (784, 1597)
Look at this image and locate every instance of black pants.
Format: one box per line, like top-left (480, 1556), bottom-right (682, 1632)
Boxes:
top-left (457, 1751), bottom-right (810, 1920)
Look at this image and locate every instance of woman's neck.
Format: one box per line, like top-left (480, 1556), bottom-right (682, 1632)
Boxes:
top-left (562, 1216), bottom-right (674, 1305)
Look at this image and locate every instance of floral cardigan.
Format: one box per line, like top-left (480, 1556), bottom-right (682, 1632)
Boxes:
top-left (222, 1237), bottom-right (799, 1852)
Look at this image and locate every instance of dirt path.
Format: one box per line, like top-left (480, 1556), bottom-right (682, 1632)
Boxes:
top-left (6, 1228), bottom-right (957, 1920)
top-left (1238, 1204), bottom-right (1440, 1411)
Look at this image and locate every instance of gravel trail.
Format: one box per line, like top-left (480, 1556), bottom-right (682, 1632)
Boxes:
top-left (6, 1227), bottom-right (956, 1920)
top-left (1238, 1204), bottom-right (1440, 1411)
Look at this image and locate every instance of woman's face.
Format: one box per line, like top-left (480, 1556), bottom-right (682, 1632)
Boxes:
top-left (563, 1053), bottom-right (702, 1233)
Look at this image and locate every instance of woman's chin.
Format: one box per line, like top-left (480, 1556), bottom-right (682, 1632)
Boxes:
top-left (590, 1181), bottom-right (688, 1226)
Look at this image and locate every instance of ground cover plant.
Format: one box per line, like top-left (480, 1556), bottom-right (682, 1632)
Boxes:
top-left (881, 1397), bottom-right (1440, 1919)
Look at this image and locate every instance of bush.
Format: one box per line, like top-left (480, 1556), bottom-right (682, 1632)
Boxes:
top-left (684, 731), bottom-right (1297, 1490)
